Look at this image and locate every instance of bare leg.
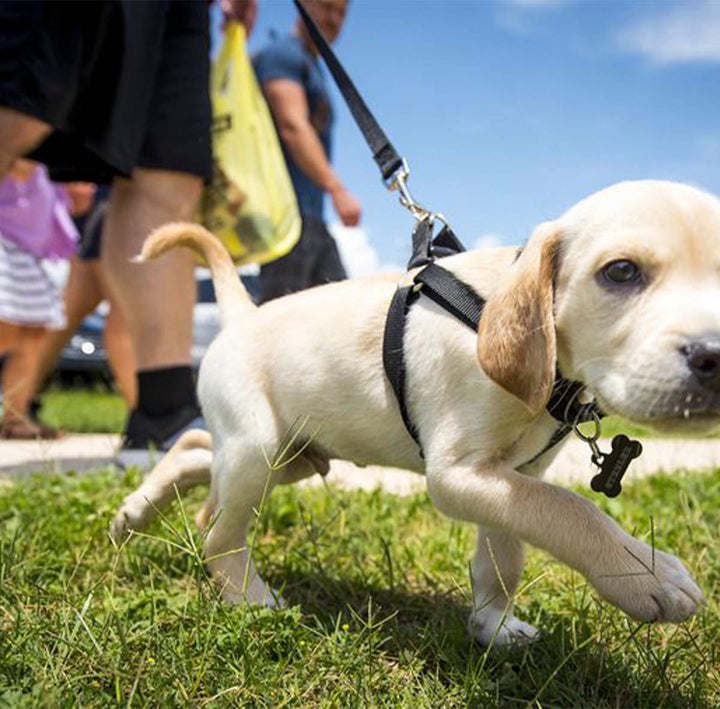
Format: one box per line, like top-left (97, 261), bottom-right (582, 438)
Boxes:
top-left (1, 325), bottom-right (49, 425)
top-left (29, 257), bottom-right (102, 397)
top-left (103, 303), bottom-right (137, 407)
top-left (101, 169), bottom-right (200, 370)
top-left (0, 107), bottom-right (51, 178)
top-left (93, 262), bottom-right (136, 406)
top-left (468, 527), bottom-right (538, 646)
top-left (0, 321), bottom-right (20, 357)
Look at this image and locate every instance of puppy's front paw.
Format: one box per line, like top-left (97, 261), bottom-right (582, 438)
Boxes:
top-left (110, 493), bottom-right (154, 543)
top-left (468, 607), bottom-right (539, 647)
top-left (588, 537), bottom-right (705, 623)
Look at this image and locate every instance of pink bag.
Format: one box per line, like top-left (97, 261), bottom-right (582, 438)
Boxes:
top-left (0, 165), bottom-right (78, 259)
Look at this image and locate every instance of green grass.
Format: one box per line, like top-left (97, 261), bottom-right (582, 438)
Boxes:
top-left (37, 387), bottom-right (127, 434)
top-left (1, 465), bottom-right (719, 707)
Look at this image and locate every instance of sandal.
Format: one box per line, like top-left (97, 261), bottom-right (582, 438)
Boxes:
top-left (0, 418), bottom-right (65, 440)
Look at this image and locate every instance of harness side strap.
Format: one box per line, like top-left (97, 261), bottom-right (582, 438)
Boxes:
top-left (382, 285), bottom-right (422, 449)
top-left (293, 0), bottom-right (404, 181)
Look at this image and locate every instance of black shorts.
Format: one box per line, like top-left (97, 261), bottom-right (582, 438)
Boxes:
top-left (0, 0), bottom-right (212, 183)
top-left (258, 216), bottom-right (347, 303)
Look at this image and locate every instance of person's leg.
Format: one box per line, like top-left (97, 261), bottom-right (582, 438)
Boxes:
top-left (309, 221), bottom-right (347, 288)
top-left (0, 321), bottom-right (19, 357)
top-left (0, 107), bottom-right (51, 179)
top-left (0, 325), bottom-right (56, 436)
top-left (102, 168), bottom-right (201, 454)
top-left (102, 299), bottom-right (137, 408)
top-left (103, 169), bottom-right (198, 369)
top-left (29, 257), bottom-right (102, 398)
top-left (258, 218), bottom-right (315, 303)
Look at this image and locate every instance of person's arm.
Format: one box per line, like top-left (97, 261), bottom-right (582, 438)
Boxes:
top-left (263, 78), bottom-right (361, 226)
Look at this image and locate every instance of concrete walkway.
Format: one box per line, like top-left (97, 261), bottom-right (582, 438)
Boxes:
top-left (1, 433), bottom-right (719, 494)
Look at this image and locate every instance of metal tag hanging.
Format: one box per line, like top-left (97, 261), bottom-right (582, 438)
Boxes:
top-left (590, 434), bottom-right (643, 498)
top-left (574, 416), bottom-right (643, 498)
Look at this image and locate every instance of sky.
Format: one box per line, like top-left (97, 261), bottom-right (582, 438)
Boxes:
top-left (235, 0), bottom-right (720, 276)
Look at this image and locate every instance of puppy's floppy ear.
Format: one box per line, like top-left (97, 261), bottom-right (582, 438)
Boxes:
top-left (477, 221), bottom-right (562, 414)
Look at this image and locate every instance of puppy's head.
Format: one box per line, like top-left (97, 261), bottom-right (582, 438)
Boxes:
top-left (478, 180), bottom-right (720, 433)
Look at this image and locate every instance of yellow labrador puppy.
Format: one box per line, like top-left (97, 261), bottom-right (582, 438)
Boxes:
top-left (113, 180), bottom-right (720, 646)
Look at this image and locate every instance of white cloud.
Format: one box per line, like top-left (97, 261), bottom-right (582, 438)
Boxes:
top-left (329, 224), bottom-right (401, 278)
top-left (617, 2), bottom-right (720, 65)
top-left (471, 233), bottom-right (505, 251)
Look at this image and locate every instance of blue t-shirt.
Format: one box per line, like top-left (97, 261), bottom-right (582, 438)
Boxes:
top-left (254, 34), bottom-right (333, 221)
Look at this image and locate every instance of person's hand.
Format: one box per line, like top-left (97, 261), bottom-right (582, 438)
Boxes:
top-left (222, 0), bottom-right (257, 36)
top-left (65, 182), bottom-right (96, 216)
top-left (8, 158), bottom-right (37, 182)
top-left (330, 185), bottom-right (362, 227)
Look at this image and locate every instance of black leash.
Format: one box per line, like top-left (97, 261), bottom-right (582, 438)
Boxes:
top-left (292, 0), bottom-right (453, 237)
top-left (293, 0), bottom-right (402, 183)
top-left (293, 0), bottom-right (640, 496)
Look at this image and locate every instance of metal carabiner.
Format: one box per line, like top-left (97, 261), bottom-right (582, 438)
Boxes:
top-left (385, 160), bottom-right (433, 222)
top-left (573, 410), bottom-right (604, 466)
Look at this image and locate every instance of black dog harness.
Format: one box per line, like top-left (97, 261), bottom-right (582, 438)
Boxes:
top-left (294, 0), bottom-right (641, 496)
top-left (381, 219), bottom-right (602, 467)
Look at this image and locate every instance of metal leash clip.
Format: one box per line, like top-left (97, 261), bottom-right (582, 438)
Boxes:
top-left (385, 159), bottom-right (433, 223)
top-left (573, 411), bottom-right (604, 467)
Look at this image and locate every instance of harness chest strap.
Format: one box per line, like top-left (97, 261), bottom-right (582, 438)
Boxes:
top-left (382, 262), bottom-right (603, 463)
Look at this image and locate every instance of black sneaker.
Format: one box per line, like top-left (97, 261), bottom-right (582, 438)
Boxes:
top-left (117, 403), bottom-right (206, 469)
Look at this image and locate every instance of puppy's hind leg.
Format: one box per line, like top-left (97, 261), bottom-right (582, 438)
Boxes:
top-left (204, 443), bottom-right (285, 607)
top-left (111, 429), bottom-right (213, 541)
top-left (468, 527), bottom-right (539, 647)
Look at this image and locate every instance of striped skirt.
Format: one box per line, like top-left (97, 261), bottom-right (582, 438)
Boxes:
top-left (0, 234), bottom-right (65, 329)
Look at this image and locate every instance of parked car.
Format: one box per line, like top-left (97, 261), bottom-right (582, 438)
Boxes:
top-left (55, 271), bottom-right (259, 384)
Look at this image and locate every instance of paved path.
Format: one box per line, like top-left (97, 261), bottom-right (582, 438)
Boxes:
top-left (1, 434), bottom-right (719, 494)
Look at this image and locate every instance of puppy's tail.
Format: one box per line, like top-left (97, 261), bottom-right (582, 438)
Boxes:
top-left (136, 222), bottom-right (255, 325)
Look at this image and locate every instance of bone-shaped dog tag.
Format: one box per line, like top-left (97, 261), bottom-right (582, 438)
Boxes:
top-left (590, 434), bottom-right (643, 498)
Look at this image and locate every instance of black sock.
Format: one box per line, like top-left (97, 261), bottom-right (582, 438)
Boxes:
top-left (136, 366), bottom-right (198, 418)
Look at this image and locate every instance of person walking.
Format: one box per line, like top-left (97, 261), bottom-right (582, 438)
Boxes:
top-left (28, 184), bottom-right (137, 410)
top-left (254, 0), bottom-right (361, 303)
top-left (0, 161), bottom-right (77, 439)
top-left (0, 0), bottom-right (256, 464)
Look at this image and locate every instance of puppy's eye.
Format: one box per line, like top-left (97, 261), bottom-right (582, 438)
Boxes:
top-left (599, 259), bottom-right (643, 287)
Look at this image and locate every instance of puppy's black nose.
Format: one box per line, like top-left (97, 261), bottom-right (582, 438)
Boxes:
top-left (680, 337), bottom-right (720, 389)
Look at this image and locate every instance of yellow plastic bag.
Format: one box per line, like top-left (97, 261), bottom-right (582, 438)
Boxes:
top-left (201, 23), bottom-right (301, 265)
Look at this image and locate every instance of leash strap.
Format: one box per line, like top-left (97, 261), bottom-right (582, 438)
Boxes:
top-left (293, 0), bottom-right (404, 182)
